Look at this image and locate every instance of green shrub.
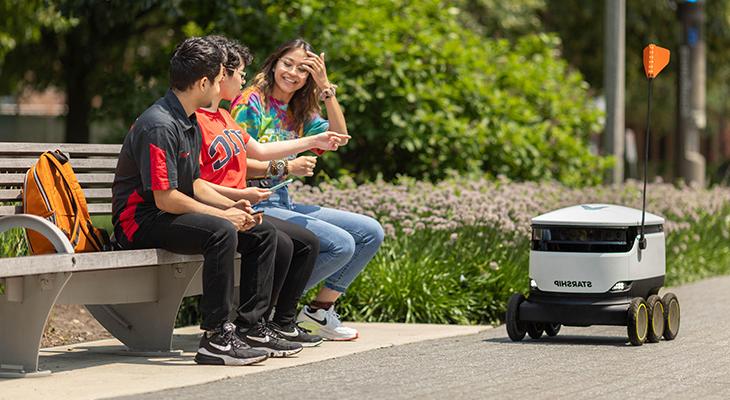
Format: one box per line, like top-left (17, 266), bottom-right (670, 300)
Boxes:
top-left (0, 228), bottom-right (27, 258)
top-left (177, 0), bottom-right (609, 185)
top-left (0, 228), bottom-right (26, 296)
top-left (665, 211), bottom-right (730, 286)
top-left (315, 0), bottom-right (607, 184)
top-left (329, 227), bottom-right (528, 325)
top-left (176, 295), bottom-right (202, 328)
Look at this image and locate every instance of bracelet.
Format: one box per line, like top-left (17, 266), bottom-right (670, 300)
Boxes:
top-left (319, 84), bottom-right (338, 101)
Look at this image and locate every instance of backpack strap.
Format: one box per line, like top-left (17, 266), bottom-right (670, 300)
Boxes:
top-left (87, 221), bottom-right (111, 251)
top-left (42, 151), bottom-right (84, 247)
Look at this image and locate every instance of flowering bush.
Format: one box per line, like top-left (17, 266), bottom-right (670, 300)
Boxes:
top-left (293, 177), bottom-right (730, 239)
top-left (294, 177), bottom-right (730, 324)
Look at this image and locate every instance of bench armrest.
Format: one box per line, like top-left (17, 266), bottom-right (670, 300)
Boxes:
top-left (0, 214), bottom-right (74, 254)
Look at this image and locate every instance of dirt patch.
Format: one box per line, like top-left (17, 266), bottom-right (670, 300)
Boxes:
top-left (41, 304), bottom-right (112, 348)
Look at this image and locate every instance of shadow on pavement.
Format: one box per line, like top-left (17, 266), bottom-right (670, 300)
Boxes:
top-left (482, 334), bottom-right (629, 347)
top-left (34, 332), bottom-right (271, 374)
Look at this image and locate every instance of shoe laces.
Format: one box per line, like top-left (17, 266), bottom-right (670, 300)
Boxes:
top-left (325, 307), bottom-right (343, 325)
top-left (258, 321), bottom-right (284, 340)
top-left (221, 323), bottom-right (246, 349)
top-left (295, 322), bottom-right (312, 334)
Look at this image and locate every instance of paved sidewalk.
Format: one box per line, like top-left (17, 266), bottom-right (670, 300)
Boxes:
top-left (0, 322), bottom-right (488, 400)
top-left (116, 275), bottom-right (730, 400)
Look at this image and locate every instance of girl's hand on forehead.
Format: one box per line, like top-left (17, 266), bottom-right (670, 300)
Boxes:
top-left (301, 50), bottom-right (330, 89)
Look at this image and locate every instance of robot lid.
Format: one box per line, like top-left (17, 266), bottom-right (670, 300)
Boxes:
top-left (531, 204), bottom-right (664, 227)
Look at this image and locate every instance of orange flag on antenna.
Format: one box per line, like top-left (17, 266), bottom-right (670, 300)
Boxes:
top-left (643, 44), bottom-right (670, 79)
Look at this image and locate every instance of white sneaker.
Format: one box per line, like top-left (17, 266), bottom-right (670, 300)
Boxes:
top-left (296, 305), bottom-right (359, 341)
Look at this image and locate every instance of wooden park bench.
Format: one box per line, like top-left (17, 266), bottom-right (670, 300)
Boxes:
top-left (0, 142), bottom-right (233, 378)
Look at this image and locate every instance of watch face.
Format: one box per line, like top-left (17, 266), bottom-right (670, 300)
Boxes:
top-left (275, 160), bottom-right (286, 177)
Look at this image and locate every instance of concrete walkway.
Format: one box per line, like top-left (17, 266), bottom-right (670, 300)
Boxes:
top-left (0, 322), bottom-right (489, 400)
top-left (116, 275), bottom-right (730, 400)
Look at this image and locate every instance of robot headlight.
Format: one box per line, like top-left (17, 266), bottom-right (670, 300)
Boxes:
top-left (610, 281), bottom-right (631, 292)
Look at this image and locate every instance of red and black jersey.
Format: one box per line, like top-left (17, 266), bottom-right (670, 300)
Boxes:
top-left (196, 107), bottom-right (251, 189)
top-left (112, 90), bottom-right (202, 247)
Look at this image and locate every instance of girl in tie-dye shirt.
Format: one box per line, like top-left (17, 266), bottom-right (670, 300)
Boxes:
top-left (232, 86), bottom-right (330, 148)
top-left (230, 38), bottom-right (384, 341)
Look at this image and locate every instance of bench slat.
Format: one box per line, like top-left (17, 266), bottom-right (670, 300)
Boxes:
top-left (0, 249), bottom-right (206, 278)
top-left (0, 143), bottom-right (121, 157)
top-left (0, 173), bottom-right (114, 186)
top-left (0, 158), bottom-right (118, 172)
top-left (0, 189), bottom-right (21, 201)
top-left (88, 203), bottom-right (112, 214)
top-left (0, 205), bottom-right (21, 214)
top-left (0, 188), bottom-right (112, 202)
top-left (0, 203), bottom-right (110, 216)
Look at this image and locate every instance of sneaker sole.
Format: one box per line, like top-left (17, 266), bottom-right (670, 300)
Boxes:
top-left (253, 346), bottom-right (304, 358)
top-left (323, 331), bottom-right (359, 341)
top-left (297, 319), bottom-right (359, 341)
top-left (273, 331), bottom-right (324, 348)
top-left (194, 350), bottom-right (268, 366)
top-left (272, 331), bottom-right (324, 348)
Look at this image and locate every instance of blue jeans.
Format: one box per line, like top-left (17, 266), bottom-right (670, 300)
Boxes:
top-left (254, 188), bottom-right (384, 293)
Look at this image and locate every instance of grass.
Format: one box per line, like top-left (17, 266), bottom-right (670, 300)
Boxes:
top-left (328, 227), bottom-right (528, 325)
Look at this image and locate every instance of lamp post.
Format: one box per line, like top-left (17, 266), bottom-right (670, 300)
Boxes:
top-left (603, 0), bottom-right (625, 183)
top-left (676, 0), bottom-right (706, 186)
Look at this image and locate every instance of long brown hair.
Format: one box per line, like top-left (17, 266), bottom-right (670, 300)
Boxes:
top-left (251, 38), bottom-right (321, 134)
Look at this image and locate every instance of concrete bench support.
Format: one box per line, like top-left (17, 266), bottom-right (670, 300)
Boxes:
top-left (0, 142), bottom-right (213, 377)
top-left (0, 272), bottom-right (71, 378)
top-left (85, 261), bottom-right (202, 355)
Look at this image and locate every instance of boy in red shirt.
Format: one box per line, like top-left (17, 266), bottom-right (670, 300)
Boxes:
top-left (195, 36), bottom-right (349, 350)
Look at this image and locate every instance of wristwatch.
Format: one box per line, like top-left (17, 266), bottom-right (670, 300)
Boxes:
top-left (319, 84), bottom-right (338, 101)
top-left (268, 159), bottom-right (288, 178)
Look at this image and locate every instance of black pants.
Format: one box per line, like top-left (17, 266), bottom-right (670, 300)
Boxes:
top-left (131, 212), bottom-right (277, 330)
top-left (265, 216), bottom-right (319, 326)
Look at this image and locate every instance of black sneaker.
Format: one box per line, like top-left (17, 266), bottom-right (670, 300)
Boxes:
top-left (236, 321), bottom-right (304, 357)
top-left (195, 322), bottom-right (269, 366)
top-left (270, 321), bottom-right (324, 347)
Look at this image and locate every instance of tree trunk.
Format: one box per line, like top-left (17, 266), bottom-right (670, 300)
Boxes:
top-left (62, 28), bottom-right (94, 143)
top-left (65, 72), bottom-right (91, 143)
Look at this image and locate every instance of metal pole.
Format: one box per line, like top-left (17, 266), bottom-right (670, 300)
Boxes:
top-left (603, 0), bottom-right (626, 183)
top-left (676, 0), bottom-right (706, 186)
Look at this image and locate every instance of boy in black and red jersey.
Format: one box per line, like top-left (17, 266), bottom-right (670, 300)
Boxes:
top-left (112, 37), bottom-right (300, 365)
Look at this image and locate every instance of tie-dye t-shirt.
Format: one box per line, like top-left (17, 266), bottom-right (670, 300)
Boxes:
top-left (230, 86), bottom-right (329, 161)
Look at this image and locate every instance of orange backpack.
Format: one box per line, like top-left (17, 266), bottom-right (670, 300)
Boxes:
top-left (23, 150), bottom-right (110, 254)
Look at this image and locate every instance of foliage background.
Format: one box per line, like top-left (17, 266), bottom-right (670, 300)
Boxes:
top-left (1, 0), bottom-right (608, 185)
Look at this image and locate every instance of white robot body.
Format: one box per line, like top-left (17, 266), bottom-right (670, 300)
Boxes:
top-left (506, 203), bottom-right (673, 338)
top-left (529, 204), bottom-right (665, 294)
